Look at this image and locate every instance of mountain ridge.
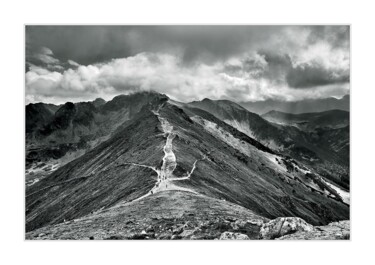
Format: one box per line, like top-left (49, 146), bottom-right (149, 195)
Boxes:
top-left (25, 92), bottom-right (350, 239)
top-left (27, 97), bottom-right (349, 234)
top-left (187, 98), bottom-right (349, 190)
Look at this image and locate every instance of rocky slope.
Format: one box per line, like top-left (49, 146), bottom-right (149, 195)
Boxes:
top-left (278, 220), bottom-right (350, 240)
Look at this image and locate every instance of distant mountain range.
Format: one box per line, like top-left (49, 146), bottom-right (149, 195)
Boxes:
top-left (262, 109), bottom-right (349, 131)
top-left (239, 95), bottom-right (350, 114)
top-left (25, 92), bottom-right (349, 239)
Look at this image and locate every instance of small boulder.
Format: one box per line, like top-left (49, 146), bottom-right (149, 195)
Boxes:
top-left (179, 229), bottom-right (196, 238)
top-left (260, 217), bottom-right (313, 239)
top-left (225, 217), bottom-right (236, 222)
top-left (247, 219), bottom-right (264, 226)
top-left (146, 226), bottom-right (155, 233)
top-left (171, 234), bottom-right (182, 240)
top-left (172, 226), bottom-right (183, 235)
top-left (219, 231), bottom-right (250, 240)
top-left (157, 233), bottom-right (172, 240)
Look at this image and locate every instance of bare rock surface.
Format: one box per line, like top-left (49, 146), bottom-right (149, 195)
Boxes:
top-left (260, 217), bottom-right (314, 239)
top-left (219, 232), bottom-right (250, 240)
top-left (278, 220), bottom-right (350, 240)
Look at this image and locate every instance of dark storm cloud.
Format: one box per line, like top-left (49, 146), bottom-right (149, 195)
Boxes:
top-left (286, 64), bottom-right (350, 88)
top-left (26, 25), bottom-right (350, 68)
top-left (260, 50), bottom-right (350, 89)
top-left (26, 26), bottom-right (134, 65)
top-left (260, 52), bottom-right (293, 84)
top-left (26, 26), bottom-right (285, 65)
top-left (307, 25), bottom-right (350, 49)
top-left (25, 25), bottom-right (350, 104)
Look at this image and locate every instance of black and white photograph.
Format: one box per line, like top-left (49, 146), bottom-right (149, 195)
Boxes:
top-left (24, 25), bottom-right (351, 240)
top-left (4, 0), bottom-right (375, 264)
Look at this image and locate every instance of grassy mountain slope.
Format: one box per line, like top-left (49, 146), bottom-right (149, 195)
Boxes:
top-left (188, 99), bottom-right (349, 190)
top-left (26, 191), bottom-right (268, 240)
top-left (26, 108), bottom-right (165, 232)
top-left (25, 92), bottom-right (168, 181)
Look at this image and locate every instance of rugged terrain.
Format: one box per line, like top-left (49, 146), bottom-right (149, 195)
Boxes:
top-left (25, 92), bottom-right (350, 239)
top-left (188, 99), bottom-right (350, 190)
top-left (25, 92), bottom-right (168, 185)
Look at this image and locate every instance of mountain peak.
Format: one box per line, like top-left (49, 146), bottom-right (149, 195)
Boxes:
top-left (92, 98), bottom-right (106, 107)
top-left (101, 91), bottom-right (168, 113)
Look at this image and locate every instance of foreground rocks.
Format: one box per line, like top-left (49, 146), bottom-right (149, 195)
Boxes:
top-left (28, 214), bottom-right (349, 240)
top-left (219, 232), bottom-right (250, 240)
top-left (260, 217), bottom-right (314, 239)
top-left (258, 217), bottom-right (349, 240)
top-left (29, 215), bottom-right (265, 240)
top-left (278, 220), bottom-right (350, 240)
top-left (25, 190), bottom-right (349, 240)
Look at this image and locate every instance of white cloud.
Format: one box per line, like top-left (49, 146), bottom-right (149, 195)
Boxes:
top-left (281, 27), bottom-right (350, 80)
top-left (25, 51), bottom-right (349, 105)
top-left (68, 60), bottom-right (80, 67)
top-left (36, 53), bottom-right (60, 64)
top-left (39, 47), bottom-right (54, 55)
top-left (34, 46), bottom-right (60, 65)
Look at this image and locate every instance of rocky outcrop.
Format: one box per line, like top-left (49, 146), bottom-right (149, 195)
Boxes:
top-left (219, 232), bottom-right (250, 240)
top-left (260, 217), bottom-right (314, 239)
top-left (278, 220), bottom-right (350, 240)
top-left (259, 217), bottom-right (349, 240)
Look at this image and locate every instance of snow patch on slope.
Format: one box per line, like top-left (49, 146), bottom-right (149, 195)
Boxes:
top-left (173, 115), bottom-right (349, 206)
top-left (223, 119), bottom-right (283, 151)
top-left (321, 180), bottom-right (350, 204)
top-left (193, 116), bottom-right (252, 156)
top-left (263, 153), bottom-right (287, 173)
top-left (223, 119), bottom-right (256, 139)
top-left (193, 116), bottom-right (286, 172)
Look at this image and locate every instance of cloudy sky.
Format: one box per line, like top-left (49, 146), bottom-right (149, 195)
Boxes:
top-left (25, 25), bottom-right (350, 104)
